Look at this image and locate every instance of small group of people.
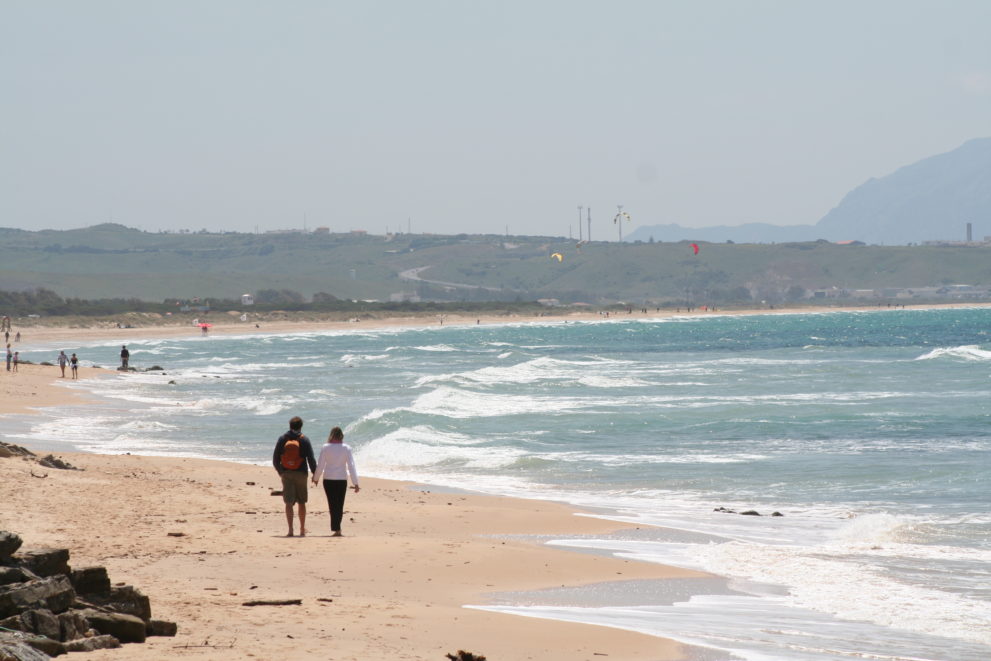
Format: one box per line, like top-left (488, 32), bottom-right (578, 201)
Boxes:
top-left (5, 344), bottom-right (17, 372)
top-left (272, 416), bottom-right (360, 538)
top-left (56, 350), bottom-right (80, 379)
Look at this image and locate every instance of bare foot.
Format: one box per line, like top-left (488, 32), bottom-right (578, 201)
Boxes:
top-left (299, 529), bottom-right (306, 537)
top-left (332, 531), bottom-right (343, 537)
top-left (287, 531), bottom-right (294, 537)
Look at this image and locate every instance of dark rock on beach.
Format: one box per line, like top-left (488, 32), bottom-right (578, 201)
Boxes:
top-left (0, 531), bottom-right (176, 659)
top-left (0, 576), bottom-right (75, 619)
top-left (36, 455), bottom-right (79, 471)
top-left (14, 549), bottom-right (70, 578)
top-left (0, 567), bottom-right (37, 587)
top-left (0, 531), bottom-right (24, 560)
top-left (69, 567), bottom-right (110, 596)
top-left (0, 631), bottom-right (64, 658)
top-left (0, 443), bottom-right (35, 460)
top-left (85, 585), bottom-right (152, 622)
top-left (82, 611), bottom-right (147, 643)
top-left (147, 618), bottom-right (178, 637)
top-left (0, 634), bottom-right (53, 661)
top-left (63, 635), bottom-right (121, 652)
top-left (715, 506), bottom-right (784, 517)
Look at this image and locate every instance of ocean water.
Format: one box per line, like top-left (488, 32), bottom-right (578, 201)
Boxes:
top-left (11, 308), bottom-right (991, 661)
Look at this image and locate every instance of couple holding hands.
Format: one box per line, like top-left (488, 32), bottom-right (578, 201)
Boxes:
top-left (272, 416), bottom-right (360, 538)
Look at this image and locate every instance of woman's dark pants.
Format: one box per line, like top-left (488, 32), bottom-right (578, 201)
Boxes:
top-left (322, 479), bottom-right (348, 532)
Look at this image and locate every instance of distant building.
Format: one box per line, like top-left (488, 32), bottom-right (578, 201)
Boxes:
top-left (389, 292), bottom-right (421, 303)
top-left (241, 294), bottom-right (254, 306)
top-left (314, 227), bottom-right (330, 234)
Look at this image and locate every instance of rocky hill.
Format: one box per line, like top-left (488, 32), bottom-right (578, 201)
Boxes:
top-left (627, 137), bottom-right (991, 246)
top-left (815, 137), bottom-right (991, 245)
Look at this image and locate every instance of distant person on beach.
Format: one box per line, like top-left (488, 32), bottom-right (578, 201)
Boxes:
top-left (311, 427), bottom-right (360, 537)
top-left (14, 332), bottom-right (20, 342)
top-left (70, 353), bottom-right (79, 379)
top-left (120, 345), bottom-right (129, 370)
top-left (12, 352), bottom-right (18, 373)
top-left (57, 351), bottom-right (68, 377)
top-left (5, 344), bottom-right (11, 371)
top-left (273, 416), bottom-right (317, 537)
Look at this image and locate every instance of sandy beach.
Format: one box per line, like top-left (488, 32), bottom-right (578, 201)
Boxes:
top-left (1, 321), bottom-right (712, 661)
top-left (14, 300), bottom-right (989, 348)
top-left (4, 303), bottom-right (988, 660)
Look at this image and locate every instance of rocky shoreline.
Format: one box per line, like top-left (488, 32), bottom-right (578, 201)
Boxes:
top-left (0, 442), bottom-right (176, 660)
top-left (0, 529), bottom-right (177, 659)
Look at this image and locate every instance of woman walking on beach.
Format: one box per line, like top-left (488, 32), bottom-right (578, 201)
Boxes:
top-left (70, 353), bottom-right (79, 379)
top-left (311, 427), bottom-right (360, 536)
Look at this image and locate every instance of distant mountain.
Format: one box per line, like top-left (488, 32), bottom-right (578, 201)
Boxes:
top-left (815, 137), bottom-right (991, 245)
top-left (627, 137), bottom-right (991, 246)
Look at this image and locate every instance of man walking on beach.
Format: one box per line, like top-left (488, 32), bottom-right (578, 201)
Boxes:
top-left (57, 351), bottom-right (69, 377)
top-left (120, 345), bottom-right (129, 370)
top-left (272, 416), bottom-right (317, 537)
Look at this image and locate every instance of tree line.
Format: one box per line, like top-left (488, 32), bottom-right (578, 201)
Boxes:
top-left (0, 288), bottom-right (554, 317)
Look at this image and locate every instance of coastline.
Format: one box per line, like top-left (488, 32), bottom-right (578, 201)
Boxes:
top-left (0, 454), bottom-right (707, 661)
top-left (12, 300), bottom-right (991, 348)
top-left (3, 305), bottom-right (986, 659)
top-left (1, 330), bottom-right (710, 660)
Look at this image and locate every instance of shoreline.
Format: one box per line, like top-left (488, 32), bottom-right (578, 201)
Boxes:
top-left (0, 450), bottom-right (709, 661)
top-left (0, 341), bottom-right (713, 660)
top-left (5, 305), bottom-right (987, 659)
top-left (10, 300), bottom-right (991, 348)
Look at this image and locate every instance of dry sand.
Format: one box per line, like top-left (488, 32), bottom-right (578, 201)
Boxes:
top-left (1, 321), bottom-right (712, 661)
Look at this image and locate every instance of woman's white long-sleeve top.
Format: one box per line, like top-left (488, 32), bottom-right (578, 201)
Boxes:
top-left (312, 442), bottom-right (360, 486)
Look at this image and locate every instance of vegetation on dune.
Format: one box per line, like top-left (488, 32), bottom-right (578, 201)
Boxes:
top-left (0, 225), bottom-right (990, 307)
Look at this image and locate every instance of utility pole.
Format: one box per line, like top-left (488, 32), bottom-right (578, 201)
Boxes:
top-left (616, 205), bottom-right (624, 242)
top-left (578, 206), bottom-right (583, 242)
top-left (587, 207), bottom-right (591, 242)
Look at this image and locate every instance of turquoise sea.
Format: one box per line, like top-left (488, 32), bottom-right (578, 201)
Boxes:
top-left (12, 308), bottom-right (991, 660)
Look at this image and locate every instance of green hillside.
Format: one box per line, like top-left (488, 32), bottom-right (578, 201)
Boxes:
top-left (1, 225), bottom-right (990, 305)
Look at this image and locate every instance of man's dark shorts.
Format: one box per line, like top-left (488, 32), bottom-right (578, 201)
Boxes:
top-left (280, 471), bottom-right (308, 505)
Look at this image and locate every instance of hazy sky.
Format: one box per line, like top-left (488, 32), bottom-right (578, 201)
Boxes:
top-left (2, 1), bottom-right (990, 237)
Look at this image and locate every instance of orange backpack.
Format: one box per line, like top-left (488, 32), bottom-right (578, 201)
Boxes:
top-left (280, 437), bottom-right (303, 470)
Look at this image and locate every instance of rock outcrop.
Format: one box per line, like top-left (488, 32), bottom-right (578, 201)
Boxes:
top-left (0, 530), bottom-right (176, 659)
